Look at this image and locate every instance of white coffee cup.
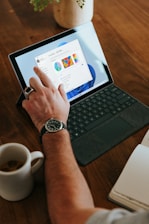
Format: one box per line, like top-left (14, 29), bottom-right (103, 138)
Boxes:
top-left (0, 143), bottom-right (44, 201)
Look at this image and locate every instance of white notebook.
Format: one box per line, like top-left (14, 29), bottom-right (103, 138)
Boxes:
top-left (109, 130), bottom-right (149, 211)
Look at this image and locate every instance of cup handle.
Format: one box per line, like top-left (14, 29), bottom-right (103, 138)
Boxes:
top-left (30, 151), bottom-right (44, 174)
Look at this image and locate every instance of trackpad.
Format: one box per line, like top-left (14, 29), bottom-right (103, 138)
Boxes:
top-left (73, 117), bottom-right (133, 165)
top-left (95, 117), bottom-right (133, 142)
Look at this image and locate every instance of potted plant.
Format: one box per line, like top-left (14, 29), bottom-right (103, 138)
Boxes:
top-left (30, 0), bottom-right (86, 11)
top-left (30, 0), bottom-right (94, 28)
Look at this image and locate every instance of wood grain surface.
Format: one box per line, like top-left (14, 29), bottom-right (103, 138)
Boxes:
top-left (0, 0), bottom-right (149, 223)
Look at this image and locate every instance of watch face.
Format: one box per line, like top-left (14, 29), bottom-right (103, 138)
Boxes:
top-left (45, 119), bottom-right (63, 132)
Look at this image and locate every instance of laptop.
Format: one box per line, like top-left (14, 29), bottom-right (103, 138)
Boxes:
top-left (9, 22), bottom-right (149, 165)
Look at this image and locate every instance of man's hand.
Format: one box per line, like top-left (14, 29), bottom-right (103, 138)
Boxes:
top-left (22, 67), bottom-right (70, 132)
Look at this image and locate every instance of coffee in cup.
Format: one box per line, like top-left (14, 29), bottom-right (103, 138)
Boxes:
top-left (0, 160), bottom-right (24, 172)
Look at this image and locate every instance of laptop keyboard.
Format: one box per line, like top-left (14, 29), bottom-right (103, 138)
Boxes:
top-left (67, 85), bottom-right (137, 141)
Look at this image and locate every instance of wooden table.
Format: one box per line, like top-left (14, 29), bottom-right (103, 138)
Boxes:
top-left (0, 0), bottom-right (149, 223)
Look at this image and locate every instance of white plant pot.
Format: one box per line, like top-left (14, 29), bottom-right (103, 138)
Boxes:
top-left (53, 0), bottom-right (94, 28)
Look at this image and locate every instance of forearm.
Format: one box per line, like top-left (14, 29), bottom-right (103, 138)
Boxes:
top-left (42, 131), bottom-right (96, 224)
top-left (22, 67), bottom-right (100, 224)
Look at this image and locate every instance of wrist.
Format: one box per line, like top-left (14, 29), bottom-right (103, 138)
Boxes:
top-left (41, 129), bottom-right (70, 158)
top-left (42, 128), bottom-right (69, 139)
top-left (37, 120), bottom-right (67, 133)
top-left (40, 118), bottom-right (67, 143)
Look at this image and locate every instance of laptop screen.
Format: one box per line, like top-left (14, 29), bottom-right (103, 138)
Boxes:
top-left (9, 22), bottom-right (113, 103)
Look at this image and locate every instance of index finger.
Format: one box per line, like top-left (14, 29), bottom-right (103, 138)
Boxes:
top-left (33, 66), bottom-right (55, 89)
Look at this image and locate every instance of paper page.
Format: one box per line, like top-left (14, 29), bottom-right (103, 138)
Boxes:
top-left (141, 129), bottom-right (149, 147)
top-left (113, 144), bottom-right (149, 206)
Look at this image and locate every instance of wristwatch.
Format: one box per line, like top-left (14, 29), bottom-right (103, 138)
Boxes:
top-left (40, 118), bottom-right (67, 140)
